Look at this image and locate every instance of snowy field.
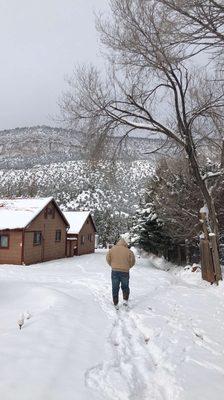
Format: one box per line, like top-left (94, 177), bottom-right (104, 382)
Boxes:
top-left (0, 250), bottom-right (223, 400)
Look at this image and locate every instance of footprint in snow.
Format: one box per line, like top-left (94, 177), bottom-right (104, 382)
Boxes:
top-left (85, 310), bottom-right (181, 400)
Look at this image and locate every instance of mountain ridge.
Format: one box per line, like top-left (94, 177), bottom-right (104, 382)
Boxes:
top-left (0, 125), bottom-right (163, 169)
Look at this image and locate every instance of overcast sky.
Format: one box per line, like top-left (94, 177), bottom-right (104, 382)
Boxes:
top-left (0, 0), bottom-right (107, 130)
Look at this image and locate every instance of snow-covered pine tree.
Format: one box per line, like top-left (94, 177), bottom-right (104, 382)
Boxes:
top-left (130, 201), bottom-right (171, 255)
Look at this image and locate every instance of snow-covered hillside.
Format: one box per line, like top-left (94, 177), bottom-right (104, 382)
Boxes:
top-left (0, 159), bottom-right (153, 210)
top-left (0, 160), bottom-right (154, 243)
top-left (0, 251), bottom-right (223, 400)
top-left (0, 126), bottom-right (81, 168)
top-left (0, 125), bottom-right (163, 169)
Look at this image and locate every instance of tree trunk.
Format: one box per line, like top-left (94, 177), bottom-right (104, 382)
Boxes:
top-left (185, 239), bottom-right (190, 265)
top-left (186, 142), bottom-right (218, 235)
top-left (220, 139), bottom-right (224, 169)
top-left (185, 140), bottom-right (222, 282)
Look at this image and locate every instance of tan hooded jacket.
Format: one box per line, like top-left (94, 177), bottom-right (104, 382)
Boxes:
top-left (106, 239), bottom-right (136, 272)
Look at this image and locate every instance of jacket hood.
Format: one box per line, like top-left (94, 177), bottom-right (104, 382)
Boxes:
top-left (116, 238), bottom-right (128, 247)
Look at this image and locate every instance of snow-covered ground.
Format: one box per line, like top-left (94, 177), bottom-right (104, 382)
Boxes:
top-left (0, 250), bottom-right (223, 400)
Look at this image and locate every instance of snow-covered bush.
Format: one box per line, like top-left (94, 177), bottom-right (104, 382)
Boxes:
top-left (130, 200), bottom-right (171, 255)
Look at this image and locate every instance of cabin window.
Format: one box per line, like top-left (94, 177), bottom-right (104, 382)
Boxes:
top-left (0, 235), bottom-right (9, 248)
top-left (55, 230), bottom-right (61, 242)
top-left (81, 235), bottom-right (85, 245)
top-left (44, 207), bottom-right (55, 219)
top-left (33, 231), bottom-right (42, 245)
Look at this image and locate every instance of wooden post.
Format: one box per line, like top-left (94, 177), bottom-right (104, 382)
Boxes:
top-left (210, 234), bottom-right (222, 283)
top-left (199, 211), bottom-right (222, 284)
top-left (200, 239), bottom-right (215, 283)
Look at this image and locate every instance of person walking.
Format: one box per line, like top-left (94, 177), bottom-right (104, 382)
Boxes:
top-left (106, 238), bottom-right (135, 310)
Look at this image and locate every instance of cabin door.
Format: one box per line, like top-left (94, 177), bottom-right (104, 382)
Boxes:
top-left (73, 245), bottom-right (78, 256)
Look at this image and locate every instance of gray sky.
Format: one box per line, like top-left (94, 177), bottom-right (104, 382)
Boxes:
top-left (0, 0), bottom-right (107, 130)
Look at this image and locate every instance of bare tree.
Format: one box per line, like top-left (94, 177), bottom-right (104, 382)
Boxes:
top-left (60, 0), bottom-right (224, 280)
top-left (157, 0), bottom-right (224, 61)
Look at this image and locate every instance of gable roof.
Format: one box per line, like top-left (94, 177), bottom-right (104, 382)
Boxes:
top-left (64, 211), bottom-right (96, 234)
top-left (0, 197), bottom-right (69, 230)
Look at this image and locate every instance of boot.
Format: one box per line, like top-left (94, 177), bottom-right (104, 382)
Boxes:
top-left (113, 296), bottom-right (118, 307)
top-left (123, 300), bottom-right (129, 310)
top-left (123, 292), bottom-right (129, 310)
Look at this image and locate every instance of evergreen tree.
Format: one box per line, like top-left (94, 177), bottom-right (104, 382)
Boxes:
top-left (130, 202), bottom-right (171, 255)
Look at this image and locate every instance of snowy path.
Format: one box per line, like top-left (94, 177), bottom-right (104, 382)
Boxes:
top-left (0, 251), bottom-right (223, 400)
top-left (85, 308), bottom-right (179, 400)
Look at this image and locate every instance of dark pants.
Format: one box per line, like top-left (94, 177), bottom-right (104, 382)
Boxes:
top-left (111, 270), bottom-right (130, 305)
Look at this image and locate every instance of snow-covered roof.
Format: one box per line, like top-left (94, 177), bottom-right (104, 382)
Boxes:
top-left (0, 197), bottom-right (53, 230)
top-left (64, 211), bottom-right (95, 234)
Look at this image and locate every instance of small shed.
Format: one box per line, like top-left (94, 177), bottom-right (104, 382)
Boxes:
top-left (64, 211), bottom-right (96, 256)
top-left (0, 197), bottom-right (69, 265)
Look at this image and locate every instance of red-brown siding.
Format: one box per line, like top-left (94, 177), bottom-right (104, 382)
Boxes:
top-left (0, 230), bottom-right (23, 265)
top-left (24, 201), bottom-right (68, 265)
top-left (76, 216), bottom-right (95, 256)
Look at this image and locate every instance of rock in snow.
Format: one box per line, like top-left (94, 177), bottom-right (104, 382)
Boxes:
top-left (17, 313), bottom-right (24, 330)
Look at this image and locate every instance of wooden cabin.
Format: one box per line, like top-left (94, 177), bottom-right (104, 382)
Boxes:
top-left (64, 211), bottom-right (96, 256)
top-left (0, 197), bottom-right (69, 265)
